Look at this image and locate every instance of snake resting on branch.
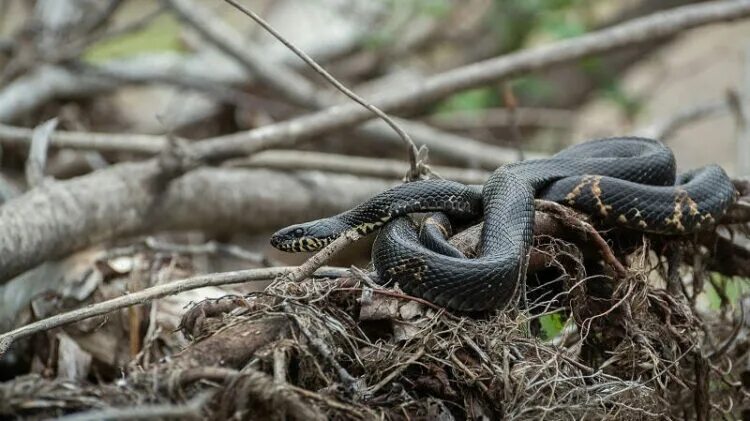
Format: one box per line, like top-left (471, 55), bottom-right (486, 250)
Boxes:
top-left (271, 137), bottom-right (737, 311)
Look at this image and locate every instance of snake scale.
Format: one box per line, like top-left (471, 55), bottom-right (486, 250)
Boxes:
top-left (271, 137), bottom-right (737, 311)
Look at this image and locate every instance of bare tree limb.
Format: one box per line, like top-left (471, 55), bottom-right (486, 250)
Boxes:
top-left (0, 52), bottom-right (506, 170)
top-left (232, 150), bottom-right (491, 185)
top-left (0, 123), bottom-right (164, 154)
top-left (0, 167), bottom-right (395, 283)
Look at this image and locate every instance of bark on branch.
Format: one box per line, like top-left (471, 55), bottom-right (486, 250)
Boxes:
top-left (0, 168), bottom-right (394, 283)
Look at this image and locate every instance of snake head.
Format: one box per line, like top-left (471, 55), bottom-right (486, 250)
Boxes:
top-left (270, 221), bottom-right (342, 252)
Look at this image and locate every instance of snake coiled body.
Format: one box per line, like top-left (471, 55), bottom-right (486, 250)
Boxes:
top-left (271, 137), bottom-right (737, 311)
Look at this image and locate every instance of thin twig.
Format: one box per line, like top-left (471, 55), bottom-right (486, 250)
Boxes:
top-left (231, 150), bottom-right (490, 185)
top-left (224, 0), bottom-right (422, 180)
top-left (0, 266), bottom-right (350, 356)
top-left (279, 230), bottom-right (362, 284)
top-left (0, 123), bottom-right (165, 154)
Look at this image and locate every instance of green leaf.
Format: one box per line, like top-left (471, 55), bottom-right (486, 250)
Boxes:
top-left (539, 313), bottom-right (565, 340)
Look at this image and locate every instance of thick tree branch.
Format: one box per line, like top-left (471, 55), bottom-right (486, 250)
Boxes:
top-left (0, 168), bottom-right (394, 283)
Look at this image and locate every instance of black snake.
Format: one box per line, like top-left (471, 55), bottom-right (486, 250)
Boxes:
top-left (270, 137), bottom-right (737, 311)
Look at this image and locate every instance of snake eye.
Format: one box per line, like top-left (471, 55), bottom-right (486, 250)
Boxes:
top-left (293, 228), bottom-right (304, 238)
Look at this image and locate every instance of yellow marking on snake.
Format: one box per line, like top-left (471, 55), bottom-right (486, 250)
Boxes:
top-left (663, 189), bottom-right (687, 232)
top-left (589, 176), bottom-right (613, 217)
top-left (685, 195), bottom-right (700, 216)
top-left (565, 175), bottom-right (593, 205)
top-left (356, 221), bottom-right (385, 234)
top-left (386, 260), bottom-right (427, 283)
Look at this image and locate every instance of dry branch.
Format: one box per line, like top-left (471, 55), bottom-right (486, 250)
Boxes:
top-left (0, 122), bottom-right (165, 154)
top-left (0, 168), bottom-right (394, 283)
top-left (233, 150), bottom-right (491, 185)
